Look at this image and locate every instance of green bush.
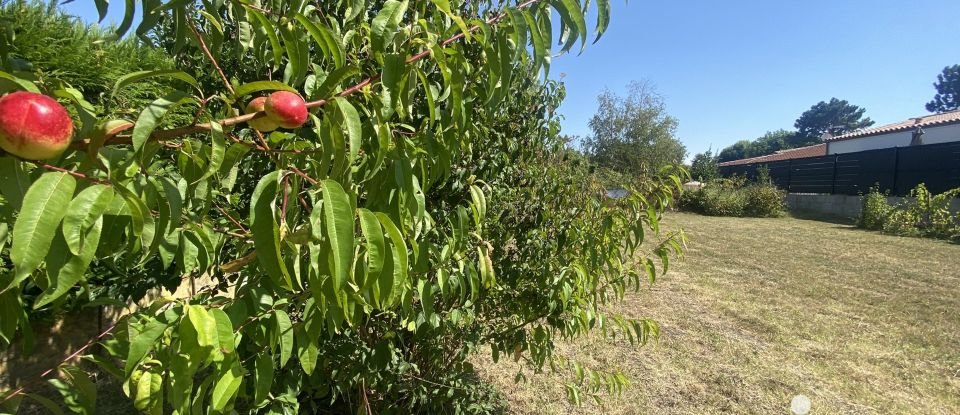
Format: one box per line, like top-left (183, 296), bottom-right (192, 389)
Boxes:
top-left (858, 184), bottom-right (960, 240)
top-left (679, 180), bottom-right (785, 218)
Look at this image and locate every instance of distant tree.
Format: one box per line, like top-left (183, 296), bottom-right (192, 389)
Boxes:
top-left (690, 149), bottom-right (719, 182)
top-left (926, 64), bottom-right (960, 113)
top-left (718, 140), bottom-right (754, 162)
top-left (752, 129), bottom-right (795, 154)
top-left (794, 98), bottom-right (874, 145)
top-left (583, 81), bottom-right (687, 178)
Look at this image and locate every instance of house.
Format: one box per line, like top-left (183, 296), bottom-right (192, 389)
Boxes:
top-left (825, 109), bottom-right (960, 154)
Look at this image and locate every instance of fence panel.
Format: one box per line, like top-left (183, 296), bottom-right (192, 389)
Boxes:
top-left (719, 141), bottom-right (960, 196)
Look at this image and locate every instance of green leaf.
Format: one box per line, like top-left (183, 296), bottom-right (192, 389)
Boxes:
top-left (244, 6), bottom-right (284, 70)
top-left (50, 365), bottom-right (96, 415)
top-left (132, 90), bottom-right (193, 156)
top-left (233, 81), bottom-right (297, 100)
top-left (376, 213), bottom-right (407, 307)
top-left (370, 0), bottom-right (409, 57)
top-left (250, 171), bottom-right (293, 289)
top-left (414, 69), bottom-right (437, 126)
top-left (210, 308), bottom-right (236, 354)
top-left (358, 208), bottom-right (385, 290)
top-left (380, 53), bottom-right (406, 118)
top-left (187, 304), bottom-right (219, 352)
top-left (295, 14), bottom-right (346, 69)
top-left (125, 317), bottom-right (169, 377)
top-left (551, 0), bottom-right (587, 51)
top-left (0, 70), bottom-right (41, 93)
top-left (523, 11), bottom-right (547, 73)
top-left (275, 309), bottom-right (294, 368)
top-left (94, 0), bottom-right (109, 22)
top-left (61, 184), bottom-right (114, 256)
top-left (322, 180), bottom-right (355, 290)
top-left (336, 99), bottom-right (363, 164)
top-left (210, 357), bottom-right (243, 414)
top-left (253, 353), bottom-right (274, 406)
top-left (0, 158), bottom-right (32, 215)
top-left (279, 22), bottom-right (308, 86)
top-left (196, 122), bottom-right (226, 183)
top-left (314, 65), bottom-right (359, 99)
top-left (35, 218), bottom-right (101, 308)
top-left (111, 69), bottom-right (198, 99)
top-left (595, 0), bottom-right (611, 43)
top-left (22, 393), bottom-right (65, 415)
top-left (431, 0), bottom-right (472, 42)
top-left (116, 0), bottom-right (136, 38)
top-left (8, 172), bottom-right (76, 291)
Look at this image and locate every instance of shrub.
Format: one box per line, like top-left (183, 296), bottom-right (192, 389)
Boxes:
top-left (858, 186), bottom-right (891, 230)
top-left (858, 184), bottom-right (960, 240)
top-left (679, 181), bottom-right (785, 218)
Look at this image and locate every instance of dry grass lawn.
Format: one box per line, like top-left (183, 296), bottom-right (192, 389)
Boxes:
top-left (474, 213), bottom-right (960, 414)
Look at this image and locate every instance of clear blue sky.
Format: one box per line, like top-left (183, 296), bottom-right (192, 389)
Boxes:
top-left (551, 0), bottom-right (960, 160)
top-left (63, 1), bottom-right (960, 160)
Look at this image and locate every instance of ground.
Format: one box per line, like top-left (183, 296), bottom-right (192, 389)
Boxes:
top-left (474, 212), bottom-right (960, 414)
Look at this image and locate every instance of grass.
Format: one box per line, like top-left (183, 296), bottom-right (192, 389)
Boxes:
top-left (474, 212), bottom-right (960, 414)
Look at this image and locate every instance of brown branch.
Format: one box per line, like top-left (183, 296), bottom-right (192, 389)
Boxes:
top-left (288, 166), bottom-right (320, 186)
top-left (38, 163), bottom-right (112, 186)
top-left (188, 20), bottom-right (235, 95)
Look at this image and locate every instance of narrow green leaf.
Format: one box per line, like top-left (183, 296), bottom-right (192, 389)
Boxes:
top-left (370, 0), bottom-right (409, 56)
top-left (253, 353), bottom-right (274, 406)
top-left (233, 81), bottom-right (297, 100)
top-left (35, 219), bottom-right (101, 308)
top-left (94, 0), bottom-right (109, 22)
top-left (279, 23), bottom-right (307, 86)
top-left (250, 171), bottom-right (293, 289)
top-left (314, 65), bottom-right (359, 99)
top-left (116, 0), bottom-right (136, 38)
top-left (0, 70), bottom-right (41, 93)
top-left (376, 213), bottom-right (407, 306)
top-left (8, 172), bottom-right (76, 290)
top-left (275, 309), bottom-right (294, 368)
top-left (336, 99), bottom-right (363, 164)
top-left (380, 53), bottom-right (406, 118)
top-left (244, 6), bottom-right (283, 69)
top-left (595, 0), bottom-right (611, 43)
top-left (61, 185), bottom-right (113, 256)
top-left (112, 70), bottom-right (198, 99)
top-left (551, 0), bottom-right (587, 50)
top-left (322, 180), bottom-right (355, 290)
top-left (210, 357), bottom-right (243, 414)
top-left (295, 14), bottom-right (346, 69)
top-left (196, 122), bottom-right (226, 183)
top-left (358, 208), bottom-right (385, 290)
top-left (125, 317), bottom-right (169, 377)
top-left (132, 90), bottom-right (193, 155)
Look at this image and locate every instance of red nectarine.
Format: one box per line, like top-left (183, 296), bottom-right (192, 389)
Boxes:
top-left (264, 91), bottom-right (308, 129)
top-left (0, 91), bottom-right (74, 160)
top-left (245, 97), bottom-right (280, 133)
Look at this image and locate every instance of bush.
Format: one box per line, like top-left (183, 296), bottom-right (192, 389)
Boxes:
top-left (858, 184), bottom-right (960, 240)
top-left (679, 181), bottom-right (785, 218)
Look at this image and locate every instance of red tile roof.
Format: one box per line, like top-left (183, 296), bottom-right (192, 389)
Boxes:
top-left (826, 109), bottom-right (960, 142)
top-left (718, 143), bottom-right (827, 167)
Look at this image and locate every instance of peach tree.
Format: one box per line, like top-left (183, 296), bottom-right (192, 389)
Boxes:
top-left (0, 0), bottom-right (685, 413)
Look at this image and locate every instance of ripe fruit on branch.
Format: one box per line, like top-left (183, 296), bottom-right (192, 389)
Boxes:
top-left (0, 91), bottom-right (74, 160)
top-left (245, 97), bottom-right (280, 132)
top-left (264, 91), bottom-right (308, 129)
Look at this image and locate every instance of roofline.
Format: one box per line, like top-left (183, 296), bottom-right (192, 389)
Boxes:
top-left (826, 116), bottom-right (960, 142)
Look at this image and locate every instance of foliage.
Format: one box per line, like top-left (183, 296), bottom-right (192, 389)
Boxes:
top-left (582, 81), bottom-right (687, 178)
top-left (716, 130), bottom-right (796, 162)
top-left (0, 0), bottom-right (176, 119)
top-left (679, 176), bottom-right (785, 218)
top-left (858, 184), bottom-right (960, 240)
top-left (794, 98), bottom-right (874, 144)
top-left (689, 149), bottom-right (719, 182)
top-left (926, 64), bottom-right (960, 113)
top-left (0, 0), bottom-right (689, 414)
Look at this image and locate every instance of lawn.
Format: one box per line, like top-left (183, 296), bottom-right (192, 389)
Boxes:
top-left (474, 212), bottom-right (960, 414)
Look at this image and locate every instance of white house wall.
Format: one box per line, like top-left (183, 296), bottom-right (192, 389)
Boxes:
top-left (827, 123), bottom-right (960, 154)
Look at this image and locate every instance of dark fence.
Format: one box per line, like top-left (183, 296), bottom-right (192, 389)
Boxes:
top-left (719, 141), bottom-right (960, 196)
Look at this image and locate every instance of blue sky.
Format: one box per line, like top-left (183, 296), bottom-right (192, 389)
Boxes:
top-left (551, 0), bottom-right (960, 159)
top-left (63, 1), bottom-right (960, 160)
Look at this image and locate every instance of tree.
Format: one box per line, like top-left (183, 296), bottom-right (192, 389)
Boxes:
top-left (926, 64), bottom-right (960, 113)
top-left (0, 1), bottom-right (686, 413)
top-left (582, 81), bottom-right (687, 179)
top-left (690, 149), bottom-right (719, 182)
top-left (794, 98), bottom-right (874, 144)
top-left (718, 140), bottom-right (754, 162)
